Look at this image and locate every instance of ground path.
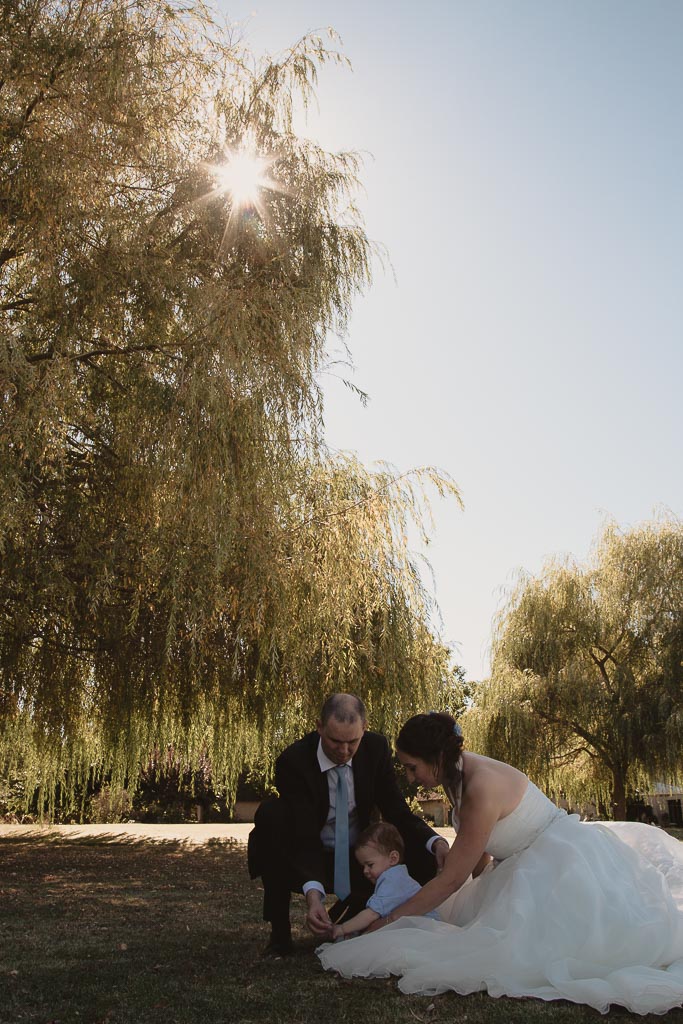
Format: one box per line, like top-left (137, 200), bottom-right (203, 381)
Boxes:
top-left (0, 822), bottom-right (456, 844)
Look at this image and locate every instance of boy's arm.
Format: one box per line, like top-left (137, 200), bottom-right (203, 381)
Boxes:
top-left (331, 907), bottom-right (380, 939)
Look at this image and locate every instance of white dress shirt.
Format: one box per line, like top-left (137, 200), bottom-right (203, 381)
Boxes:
top-left (303, 741), bottom-right (358, 896)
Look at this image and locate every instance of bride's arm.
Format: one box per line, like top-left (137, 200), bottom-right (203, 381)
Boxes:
top-left (372, 780), bottom-right (502, 925)
top-left (472, 851), bottom-right (494, 877)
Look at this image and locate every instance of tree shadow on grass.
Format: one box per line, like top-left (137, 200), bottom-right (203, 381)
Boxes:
top-left (2, 838), bottom-right (683, 1024)
top-left (0, 829), bottom-right (244, 848)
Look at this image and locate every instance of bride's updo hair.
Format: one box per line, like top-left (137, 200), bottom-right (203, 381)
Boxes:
top-left (396, 712), bottom-right (464, 798)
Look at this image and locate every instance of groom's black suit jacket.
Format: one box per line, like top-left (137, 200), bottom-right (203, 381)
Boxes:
top-left (272, 729), bottom-right (439, 888)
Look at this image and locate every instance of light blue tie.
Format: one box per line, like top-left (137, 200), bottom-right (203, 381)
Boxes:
top-left (333, 764), bottom-right (351, 900)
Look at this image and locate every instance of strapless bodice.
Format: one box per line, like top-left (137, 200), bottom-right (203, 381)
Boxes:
top-left (452, 780), bottom-right (566, 860)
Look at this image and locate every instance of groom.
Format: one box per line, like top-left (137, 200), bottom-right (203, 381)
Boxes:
top-left (247, 693), bottom-right (449, 954)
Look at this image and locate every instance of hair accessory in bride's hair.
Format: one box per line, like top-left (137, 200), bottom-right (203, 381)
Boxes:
top-left (453, 722), bottom-right (463, 737)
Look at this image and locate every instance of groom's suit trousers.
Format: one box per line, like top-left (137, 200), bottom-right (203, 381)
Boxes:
top-left (249, 795), bottom-right (373, 928)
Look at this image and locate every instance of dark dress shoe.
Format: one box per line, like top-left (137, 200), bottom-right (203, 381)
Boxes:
top-left (329, 896), bottom-right (365, 923)
top-left (262, 928), bottom-right (293, 957)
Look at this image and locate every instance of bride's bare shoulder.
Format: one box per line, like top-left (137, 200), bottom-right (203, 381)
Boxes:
top-left (462, 752), bottom-right (528, 813)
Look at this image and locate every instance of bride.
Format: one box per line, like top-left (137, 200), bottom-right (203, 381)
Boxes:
top-left (317, 712), bottom-right (683, 1015)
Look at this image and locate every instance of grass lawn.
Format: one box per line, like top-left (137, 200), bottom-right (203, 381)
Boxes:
top-left (2, 833), bottom-right (683, 1024)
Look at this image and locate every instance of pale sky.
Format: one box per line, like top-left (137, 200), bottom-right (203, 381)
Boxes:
top-left (220, 0), bottom-right (683, 679)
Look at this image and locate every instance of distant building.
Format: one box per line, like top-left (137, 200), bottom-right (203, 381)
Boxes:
top-left (648, 783), bottom-right (683, 826)
top-left (417, 791), bottom-right (450, 826)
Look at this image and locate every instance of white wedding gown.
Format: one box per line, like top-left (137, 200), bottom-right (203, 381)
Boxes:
top-left (317, 782), bottom-right (683, 1015)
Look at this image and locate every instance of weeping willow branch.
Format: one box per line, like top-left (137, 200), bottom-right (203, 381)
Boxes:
top-left (0, 0), bottom-right (461, 817)
top-left (465, 515), bottom-right (683, 819)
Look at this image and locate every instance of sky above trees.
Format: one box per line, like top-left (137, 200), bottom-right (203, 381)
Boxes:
top-left (221, 0), bottom-right (683, 679)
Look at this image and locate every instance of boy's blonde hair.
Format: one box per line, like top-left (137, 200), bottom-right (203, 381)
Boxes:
top-left (355, 821), bottom-right (405, 862)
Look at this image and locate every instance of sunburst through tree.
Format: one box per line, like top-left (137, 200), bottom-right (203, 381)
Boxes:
top-left (0, 0), bottom-right (461, 817)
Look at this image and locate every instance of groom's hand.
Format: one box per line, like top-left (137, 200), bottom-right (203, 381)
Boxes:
top-left (433, 838), bottom-right (450, 873)
top-left (305, 890), bottom-right (333, 936)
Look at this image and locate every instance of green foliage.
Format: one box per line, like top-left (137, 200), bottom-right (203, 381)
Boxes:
top-left (0, 0), bottom-right (460, 815)
top-left (128, 748), bottom-right (231, 823)
top-left (88, 785), bottom-right (132, 824)
top-left (0, 768), bottom-right (30, 821)
top-left (466, 515), bottom-right (683, 819)
top-left (438, 662), bottom-right (476, 718)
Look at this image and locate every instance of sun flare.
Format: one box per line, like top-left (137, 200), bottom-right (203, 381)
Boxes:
top-left (215, 150), bottom-right (269, 208)
top-left (203, 141), bottom-right (289, 245)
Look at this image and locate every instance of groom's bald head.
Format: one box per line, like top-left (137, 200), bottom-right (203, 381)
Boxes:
top-left (319, 693), bottom-right (367, 727)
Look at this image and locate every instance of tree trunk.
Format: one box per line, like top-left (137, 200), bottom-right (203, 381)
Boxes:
top-left (611, 770), bottom-right (627, 821)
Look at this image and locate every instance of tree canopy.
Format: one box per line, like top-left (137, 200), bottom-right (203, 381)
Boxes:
top-left (466, 516), bottom-right (683, 819)
top-left (0, 0), bottom-right (460, 813)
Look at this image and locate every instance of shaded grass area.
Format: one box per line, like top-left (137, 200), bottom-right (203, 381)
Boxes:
top-left (2, 835), bottom-right (683, 1024)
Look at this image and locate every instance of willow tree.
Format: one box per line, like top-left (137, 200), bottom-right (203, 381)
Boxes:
top-left (466, 517), bottom-right (683, 819)
top-left (0, 0), bottom-right (460, 813)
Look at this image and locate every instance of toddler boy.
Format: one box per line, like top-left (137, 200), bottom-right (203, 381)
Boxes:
top-left (330, 821), bottom-right (441, 939)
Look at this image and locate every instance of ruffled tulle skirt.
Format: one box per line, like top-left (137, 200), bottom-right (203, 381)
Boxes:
top-left (317, 817), bottom-right (683, 1015)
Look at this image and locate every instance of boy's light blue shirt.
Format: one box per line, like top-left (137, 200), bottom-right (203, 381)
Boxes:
top-left (366, 864), bottom-right (441, 920)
